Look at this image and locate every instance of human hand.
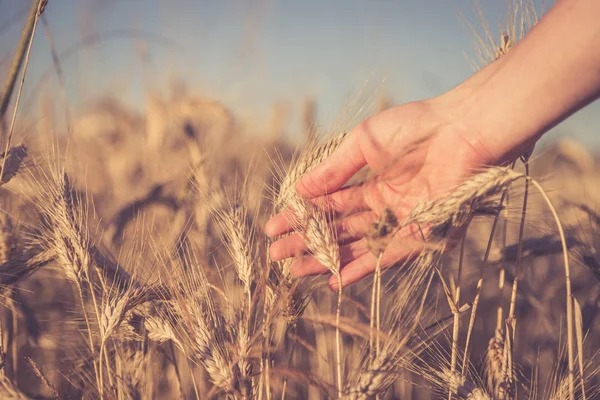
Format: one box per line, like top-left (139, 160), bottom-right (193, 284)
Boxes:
top-left (265, 95), bottom-right (525, 291)
top-left (263, 0), bottom-right (600, 291)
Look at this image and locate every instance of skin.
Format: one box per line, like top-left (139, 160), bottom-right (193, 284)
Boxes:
top-left (266, 0), bottom-right (600, 291)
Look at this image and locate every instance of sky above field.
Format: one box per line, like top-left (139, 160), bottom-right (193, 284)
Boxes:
top-left (1, 0), bottom-right (600, 147)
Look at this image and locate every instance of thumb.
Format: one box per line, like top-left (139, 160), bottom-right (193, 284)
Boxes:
top-left (295, 129), bottom-right (367, 199)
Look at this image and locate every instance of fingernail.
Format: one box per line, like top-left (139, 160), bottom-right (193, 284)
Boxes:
top-left (329, 276), bottom-right (341, 291)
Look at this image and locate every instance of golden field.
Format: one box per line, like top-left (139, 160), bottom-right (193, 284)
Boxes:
top-left (0, 1), bottom-right (598, 399)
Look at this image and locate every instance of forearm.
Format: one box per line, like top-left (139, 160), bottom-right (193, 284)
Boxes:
top-left (443, 0), bottom-right (600, 163)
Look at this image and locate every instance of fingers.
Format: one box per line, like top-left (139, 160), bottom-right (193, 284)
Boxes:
top-left (273, 224), bottom-right (426, 291)
top-left (289, 239), bottom-right (371, 277)
top-left (313, 184), bottom-right (370, 215)
top-left (295, 130), bottom-right (367, 199)
top-left (329, 239), bottom-right (422, 290)
top-left (269, 233), bottom-right (305, 261)
top-left (337, 211), bottom-right (377, 243)
top-left (286, 238), bottom-right (414, 290)
top-left (265, 185), bottom-right (370, 239)
top-left (269, 210), bottom-right (377, 262)
top-left (288, 255), bottom-right (328, 276)
top-left (328, 253), bottom-right (380, 291)
top-left (265, 210), bottom-right (297, 238)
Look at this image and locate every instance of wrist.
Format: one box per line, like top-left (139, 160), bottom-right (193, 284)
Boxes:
top-left (432, 65), bottom-right (540, 165)
top-left (427, 83), bottom-right (505, 166)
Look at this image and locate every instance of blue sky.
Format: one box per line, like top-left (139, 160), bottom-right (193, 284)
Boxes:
top-left (1, 0), bottom-right (599, 147)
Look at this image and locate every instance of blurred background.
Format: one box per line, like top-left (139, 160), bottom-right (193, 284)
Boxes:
top-left (1, 0), bottom-right (599, 146)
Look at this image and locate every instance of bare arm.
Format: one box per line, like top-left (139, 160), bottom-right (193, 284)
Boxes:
top-left (444, 0), bottom-right (600, 163)
top-left (266, 0), bottom-right (600, 290)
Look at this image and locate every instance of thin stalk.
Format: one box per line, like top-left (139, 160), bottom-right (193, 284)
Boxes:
top-left (462, 189), bottom-right (509, 375)
top-left (0, 313), bottom-right (4, 367)
top-left (265, 325), bottom-right (272, 400)
top-left (98, 341), bottom-right (105, 399)
top-left (369, 270), bottom-right (377, 362)
top-left (184, 353), bottom-right (201, 400)
top-left (266, 358), bottom-right (272, 400)
top-left (370, 252), bottom-right (383, 363)
top-left (528, 178), bottom-right (574, 400)
top-left (496, 191), bottom-right (510, 330)
top-left (262, 256), bottom-right (273, 400)
top-left (573, 296), bottom-right (587, 400)
top-left (86, 276), bottom-right (104, 397)
top-left (73, 284), bottom-right (100, 393)
top-left (0, 0), bottom-right (44, 122)
top-left (281, 380), bottom-right (287, 400)
top-left (335, 273), bottom-right (343, 399)
top-left (375, 255), bottom-right (382, 357)
top-left (93, 266), bottom-right (109, 300)
top-left (450, 234), bottom-right (467, 399)
top-left (85, 276), bottom-right (102, 337)
top-left (9, 291), bottom-right (18, 381)
top-left (281, 324), bottom-right (298, 400)
top-left (242, 286), bottom-right (252, 399)
top-left (260, 315), bottom-right (271, 400)
top-left (103, 342), bottom-right (114, 388)
top-left (0, 0), bottom-right (44, 182)
top-left (168, 342), bottom-right (185, 400)
top-left (435, 266), bottom-right (459, 400)
top-left (258, 357), bottom-right (264, 400)
top-left (508, 163), bottom-right (529, 323)
top-left (450, 320), bottom-right (460, 400)
top-left (374, 258), bottom-right (382, 400)
top-left (74, 285), bottom-right (95, 353)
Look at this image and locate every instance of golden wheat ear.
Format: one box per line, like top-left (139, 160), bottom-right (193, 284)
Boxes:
top-left (0, 145), bottom-right (27, 186)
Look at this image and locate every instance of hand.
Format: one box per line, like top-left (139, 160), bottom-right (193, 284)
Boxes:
top-left (265, 96), bottom-right (512, 291)
top-left (263, 0), bottom-right (600, 291)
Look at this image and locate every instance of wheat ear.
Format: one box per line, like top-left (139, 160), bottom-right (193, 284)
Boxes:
top-left (301, 204), bottom-right (343, 398)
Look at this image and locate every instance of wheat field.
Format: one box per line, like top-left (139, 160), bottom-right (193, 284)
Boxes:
top-left (0, 1), bottom-right (598, 399)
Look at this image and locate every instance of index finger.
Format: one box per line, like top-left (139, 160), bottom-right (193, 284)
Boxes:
top-left (295, 128), bottom-right (367, 199)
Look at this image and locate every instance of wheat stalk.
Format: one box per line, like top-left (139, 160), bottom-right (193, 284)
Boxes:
top-left (0, 0), bottom-right (45, 183)
top-left (0, 0), bottom-right (46, 122)
top-left (301, 203), bottom-right (343, 398)
top-left (507, 160), bottom-right (530, 323)
top-left (462, 186), bottom-right (509, 375)
top-left (527, 178), bottom-right (575, 400)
